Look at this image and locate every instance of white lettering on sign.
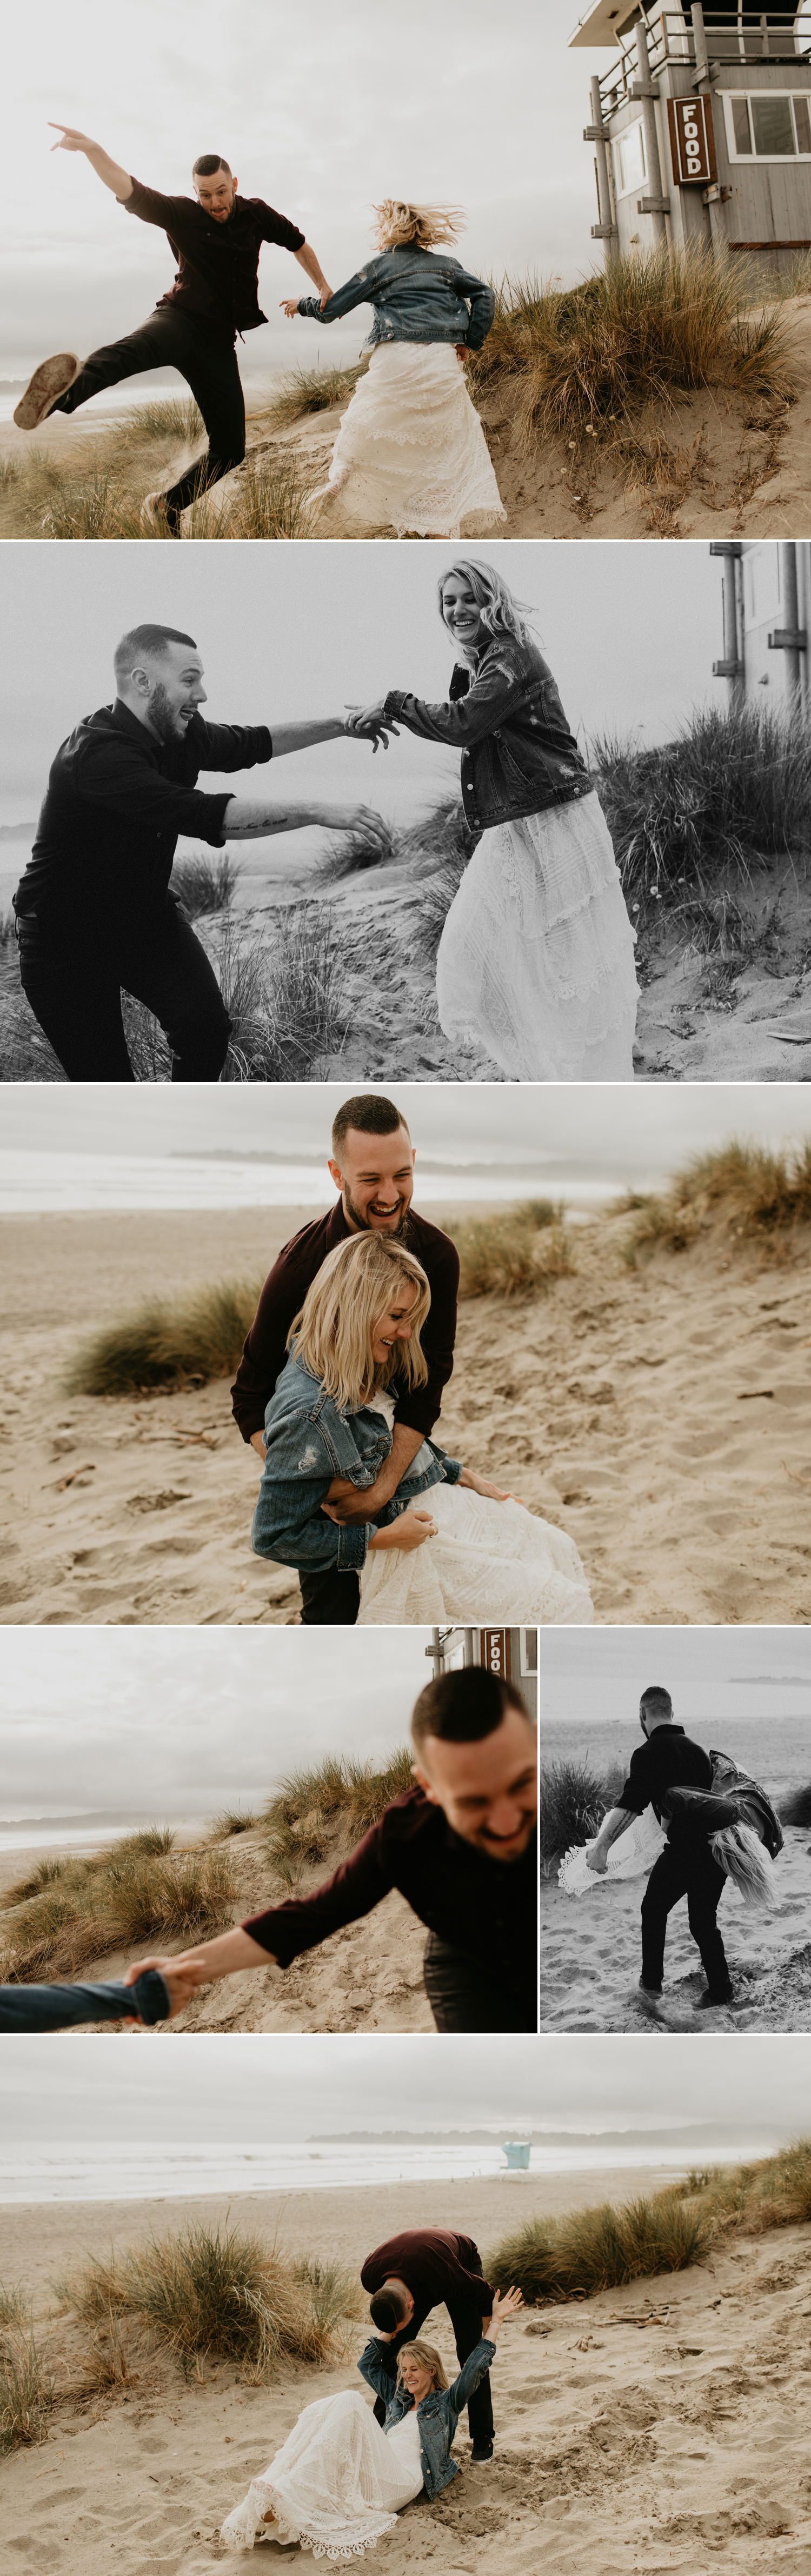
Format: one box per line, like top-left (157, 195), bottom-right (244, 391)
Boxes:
top-left (669, 94), bottom-right (715, 186)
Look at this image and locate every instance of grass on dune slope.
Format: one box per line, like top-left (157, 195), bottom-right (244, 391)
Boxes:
top-left (487, 2140), bottom-right (811, 2306)
top-left (263, 1749), bottom-right (415, 1887)
top-left (622, 1137), bottom-right (811, 1266)
top-left (0, 1832), bottom-right (236, 1983)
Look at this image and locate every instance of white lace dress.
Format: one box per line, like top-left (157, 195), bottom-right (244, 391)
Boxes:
top-left (356, 1397), bottom-right (594, 1626)
top-left (316, 342), bottom-right (506, 537)
top-left (220, 2388), bottom-right (424, 2559)
top-left (435, 789), bottom-right (639, 1080)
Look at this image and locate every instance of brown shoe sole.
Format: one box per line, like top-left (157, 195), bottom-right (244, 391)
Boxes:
top-left (13, 353), bottom-right (79, 431)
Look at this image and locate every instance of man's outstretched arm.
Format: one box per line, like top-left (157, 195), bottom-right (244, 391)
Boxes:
top-left (49, 125), bottom-right (133, 199)
top-left (293, 242), bottom-right (333, 306)
top-left (121, 1927), bottom-right (272, 2017)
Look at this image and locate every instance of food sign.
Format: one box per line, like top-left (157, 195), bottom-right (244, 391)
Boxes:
top-left (667, 95), bottom-right (717, 185)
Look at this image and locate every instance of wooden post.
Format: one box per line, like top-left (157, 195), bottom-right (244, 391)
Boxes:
top-left (690, 2), bottom-right (709, 84)
top-left (590, 72), bottom-right (619, 257)
top-left (781, 543), bottom-right (802, 701)
top-left (636, 16), bottom-right (668, 239)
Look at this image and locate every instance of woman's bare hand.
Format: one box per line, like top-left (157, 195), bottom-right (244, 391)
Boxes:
top-left (280, 299), bottom-right (299, 318)
top-left (455, 344), bottom-right (469, 365)
top-left (458, 1467), bottom-right (527, 1505)
top-left (375, 1507), bottom-right (437, 1552)
top-left (489, 2286), bottom-right (524, 2338)
top-left (48, 123), bottom-right (97, 153)
top-left (344, 703), bottom-right (394, 747)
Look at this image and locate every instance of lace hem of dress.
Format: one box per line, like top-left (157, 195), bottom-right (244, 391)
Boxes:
top-left (220, 2477), bottom-right (400, 2560)
top-left (438, 911), bottom-right (638, 1027)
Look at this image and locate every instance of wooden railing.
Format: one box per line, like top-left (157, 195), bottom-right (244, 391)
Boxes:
top-left (596, 10), bottom-right (811, 118)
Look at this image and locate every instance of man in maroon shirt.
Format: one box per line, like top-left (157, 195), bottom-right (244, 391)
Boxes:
top-left (232, 1093), bottom-right (466, 1624)
top-left (14, 126), bottom-right (331, 528)
top-left (361, 2228), bottom-right (498, 2461)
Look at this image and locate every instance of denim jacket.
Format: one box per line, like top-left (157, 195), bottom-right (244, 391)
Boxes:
top-left (357, 2337), bottom-right (496, 2498)
top-left (296, 244), bottom-right (495, 352)
top-left (250, 1350), bottom-right (461, 1573)
top-left (383, 631), bottom-right (593, 833)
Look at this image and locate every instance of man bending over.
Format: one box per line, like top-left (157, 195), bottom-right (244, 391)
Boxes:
top-left (15, 128), bottom-right (332, 529)
top-left (122, 1665), bottom-right (539, 2031)
top-left (13, 626), bottom-right (385, 1081)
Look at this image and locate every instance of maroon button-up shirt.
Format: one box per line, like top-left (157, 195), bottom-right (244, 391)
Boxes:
top-left (230, 1200), bottom-right (460, 1444)
top-left (123, 181), bottom-right (305, 333)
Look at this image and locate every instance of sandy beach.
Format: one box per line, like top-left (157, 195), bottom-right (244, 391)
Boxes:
top-left (2, 2173), bottom-right (809, 2575)
top-left (539, 1828), bottom-right (811, 2037)
top-left (1, 1197), bottom-right (809, 1629)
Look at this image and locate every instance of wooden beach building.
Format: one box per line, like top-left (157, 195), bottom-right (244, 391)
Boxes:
top-left (426, 1627), bottom-right (538, 1722)
top-left (710, 538), bottom-right (811, 707)
top-left (570, 5), bottom-right (811, 276)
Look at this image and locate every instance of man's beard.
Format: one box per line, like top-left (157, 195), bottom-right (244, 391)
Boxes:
top-left (149, 682), bottom-right (188, 747)
top-left (343, 1186), bottom-right (413, 1241)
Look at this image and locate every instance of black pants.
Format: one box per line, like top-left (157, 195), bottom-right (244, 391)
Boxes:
top-left (423, 1932), bottom-right (535, 2034)
top-left (641, 1840), bottom-right (731, 2000)
top-left (297, 1566), bottom-right (361, 1626)
top-left (371, 2283), bottom-right (494, 2447)
top-left (18, 909), bottom-right (231, 1082)
top-left (52, 304), bottom-right (246, 519)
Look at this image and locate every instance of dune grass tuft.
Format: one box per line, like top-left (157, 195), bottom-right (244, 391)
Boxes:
top-left (63, 1279), bottom-right (263, 1398)
top-left (593, 701), bottom-right (811, 931)
top-left (262, 358), bottom-right (370, 431)
top-left (55, 2222), bottom-right (357, 2379)
top-left (454, 1200), bottom-right (575, 1301)
top-left (0, 2320), bottom-right (54, 2452)
top-left (467, 248), bottom-right (793, 450)
top-left (209, 1808), bottom-right (257, 1839)
top-left (538, 1760), bottom-right (610, 1871)
top-left (263, 1751), bottom-right (414, 1887)
top-left (488, 2141), bottom-right (811, 2307)
top-left (0, 1840), bottom-right (235, 1983)
top-left (171, 849), bottom-right (237, 918)
top-left (622, 1139), bottom-right (811, 1267)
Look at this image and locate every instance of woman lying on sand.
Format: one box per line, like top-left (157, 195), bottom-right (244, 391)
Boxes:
top-left (221, 2288), bottom-right (522, 2558)
top-left (348, 558), bottom-right (640, 1082)
top-left (280, 201), bottom-right (504, 537)
top-left (250, 1231), bottom-right (593, 1623)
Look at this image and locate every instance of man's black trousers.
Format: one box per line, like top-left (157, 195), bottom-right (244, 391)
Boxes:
top-left (423, 1932), bottom-right (535, 2034)
top-left (53, 304), bottom-right (245, 518)
top-left (297, 1566), bottom-right (361, 1626)
top-left (18, 909), bottom-right (231, 1082)
top-left (641, 1840), bottom-right (731, 2000)
top-left (371, 2280), bottom-right (494, 2447)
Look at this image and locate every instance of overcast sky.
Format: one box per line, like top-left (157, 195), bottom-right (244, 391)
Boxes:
top-left (3, 2032), bottom-right (809, 2147)
top-left (5, 1), bottom-right (611, 377)
top-left (0, 542), bottom-right (729, 832)
top-left (539, 1629), bottom-right (811, 1726)
top-left (4, 1082), bottom-right (811, 1198)
top-left (1, 1629), bottom-right (431, 1825)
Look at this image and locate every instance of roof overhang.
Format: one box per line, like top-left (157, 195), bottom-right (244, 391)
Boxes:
top-left (569, 4), bottom-right (647, 44)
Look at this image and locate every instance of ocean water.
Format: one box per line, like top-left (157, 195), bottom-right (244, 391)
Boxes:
top-left (0, 1150), bottom-right (620, 1217)
top-left (538, 1709), bottom-right (810, 1805)
top-left (0, 2138), bottom-right (763, 2207)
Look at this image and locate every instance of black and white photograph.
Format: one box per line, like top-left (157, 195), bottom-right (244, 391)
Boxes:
top-left (3, 6), bottom-right (811, 2574)
top-left (3, 539), bottom-right (811, 1086)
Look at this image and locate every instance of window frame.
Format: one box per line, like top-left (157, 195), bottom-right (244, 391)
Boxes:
top-left (720, 87), bottom-right (811, 163)
top-left (613, 115), bottom-right (648, 199)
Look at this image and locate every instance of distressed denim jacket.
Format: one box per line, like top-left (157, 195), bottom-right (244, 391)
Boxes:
top-left (357, 2337), bottom-right (496, 2498)
top-left (250, 1350), bottom-right (461, 1574)
top-left (383, 631), bottom-right (593, 833)
top-left (296, 243), bottom-right (495, 351)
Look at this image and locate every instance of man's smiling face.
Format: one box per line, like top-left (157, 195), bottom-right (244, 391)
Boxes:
top-left (328, 1123), bottom-right (416, 1236)
top-left (413, 1708), bottom-right (538, 1861)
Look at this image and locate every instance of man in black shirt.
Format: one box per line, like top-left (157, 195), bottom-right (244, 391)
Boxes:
top-left (361, 2229), bottom-right (498, 2459)
top-left (122, 1667), bottom-right (539, 2031)
top-left (14, 127), bottom-right (332, 527)
top-left (587, 1685), bottom-right (734, 2007)
top-left (14, 625), bottom-right (387, 1081)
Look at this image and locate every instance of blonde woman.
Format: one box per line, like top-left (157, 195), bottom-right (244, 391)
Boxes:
top-left (221, 2290), bottom-right (523, 2557)
top-left (250, 1231), bottom-right (593, 1624)
top-left (280, 200), bottom-right (505, 537)
top-left (348, 558), bottom-right (640, 1081)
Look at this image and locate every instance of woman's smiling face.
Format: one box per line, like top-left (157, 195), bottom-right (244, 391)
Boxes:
top-left (399, 2356), bottom-right (435, 2402)
top-left (441, 575), bottom-right (486, 652)
top-left (370, 1282), bottom-right (418, 1367)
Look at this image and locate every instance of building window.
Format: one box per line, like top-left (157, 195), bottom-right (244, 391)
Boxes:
top-left (518, 1630), bottom-right (537, 1678)
top-left (614, 118), bottom-right (646, 198)
top-left (723, 91), bottom-right (811, 161)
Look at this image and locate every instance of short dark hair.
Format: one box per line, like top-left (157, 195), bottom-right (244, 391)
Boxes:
top-left (370, 2290), bottom-right (408, 2333)
top-left (640, 1686), bottom-right (673, 1720)
top-left (331, 1095), bottom-right (411, 1158)
top-left (192, 154), bottom-right (231, 178)
top-left (114, 625), bottom-right (197, 682)
top-left (411, 1666), bottom-right (530, 1755)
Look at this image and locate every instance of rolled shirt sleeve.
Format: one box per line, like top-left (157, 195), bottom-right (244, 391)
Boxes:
top-left (242, 1817), bottom-right (394, 1965)
top-left (72, 734), bottom-right (232, 846)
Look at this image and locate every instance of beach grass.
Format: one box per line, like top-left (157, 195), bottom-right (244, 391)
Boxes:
top-left (54, 2223), bottom-right (358, 2379)
top-left (593, 700), bottom-right (811, 931)
top-left (63, 1279), bottom-right (263, 1398)
top-left (622, 1138), bottom-right (811, 1267)
top-left (171, 849), bottom-right (237, 918)
top-left (6, 407), bottom-right (317, 542)
top-left (0, 2319), bottom-right (54, 2452)
top-left (209, 1808), bottom-right (258, 1839)
top-left (453, 1200), bottom-right (576, 1301)
top-left (262, 357), bottom-right (370, 431)
top-left (537, 1760), bottom-right (611, 1872)
top-left (488, 2142), bottom-right (811, 2305)
top-left (467, 246), bottom-right (793, 449)
top-left (263, 1750), bottom-right (414, 1887)
top-left (0, 1841), bottom-right (236, 1983)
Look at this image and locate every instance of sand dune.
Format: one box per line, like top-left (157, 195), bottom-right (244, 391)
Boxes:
top-left (539, 1827), bottom-right (811, 2036)
top-left (2, 2176), bottom-right (809, 2575)
top-left (1, 1198), bottom-right (809, 1629)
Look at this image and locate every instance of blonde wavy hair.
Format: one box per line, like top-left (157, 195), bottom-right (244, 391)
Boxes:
top-left (287, 1233), bottom-right (431, 1412)
top-left (437, 557), bottom-right (537, 649)
top-left (396, 2338), bottom-right (449, 2393)
top-left (372, 200), bottom-right (465, 252)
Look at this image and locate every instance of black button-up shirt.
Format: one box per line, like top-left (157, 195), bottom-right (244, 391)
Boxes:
top-left (242, 1785), bottom-right (537, 2013)
top-left (123, 181), bottom-right (305, 333)
top-left (361, 2230), bottom-right (494, 2315)
top-left (15, 699), bottom-right (272, 949)
top-left (230, 1200), bottom-right (460, 1445)
top-left (617, 1723), bottom-right (713, 1845)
